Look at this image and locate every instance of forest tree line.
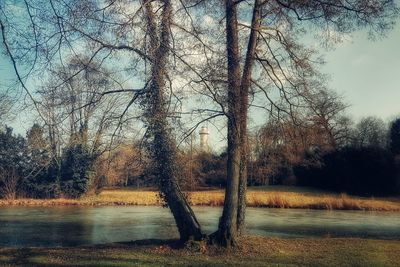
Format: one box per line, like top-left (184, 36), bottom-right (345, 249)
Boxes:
top-left (1, 114), bottom-right (399, 199)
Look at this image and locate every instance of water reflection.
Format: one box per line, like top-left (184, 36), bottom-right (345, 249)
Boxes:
top-left (0, 206), bottom-right (399, 247)
top-left (0, 207), bottom-right (94, 247)
top-left (245, 208), bottom-right (400, 239)
top-left (89, 207), bottom-right (179, 244)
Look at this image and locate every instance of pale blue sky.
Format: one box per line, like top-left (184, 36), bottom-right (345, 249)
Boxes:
top-left (321, 24), bottom-right (400, 122)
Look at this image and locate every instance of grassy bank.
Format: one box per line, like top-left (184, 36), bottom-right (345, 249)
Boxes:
top-left (0, 187), bottom-right (399, 211)
top-left (0, 236), bottom-right (399, 266)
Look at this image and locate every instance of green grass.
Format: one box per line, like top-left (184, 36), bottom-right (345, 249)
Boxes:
top-left (0, 236), bottom-right (399, 267)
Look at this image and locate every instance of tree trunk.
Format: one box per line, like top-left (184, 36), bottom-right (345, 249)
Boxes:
top-left (143, 0), bottom-right (203, 243)
top-left (212, 0), bottom-right (242, 247)
top-left (237, 134), bottom-right (248, 235)
top-left (151, 123), bottom-right (203, 242)
top-left (237, 0), bottom-right (261, 235)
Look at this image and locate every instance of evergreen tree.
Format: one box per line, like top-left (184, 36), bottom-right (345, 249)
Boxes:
top-left (25, 123), bottom-right (59, 198)
top-left (60, 144), bottom-right (93, 198)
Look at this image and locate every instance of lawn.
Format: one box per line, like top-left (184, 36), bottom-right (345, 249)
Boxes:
top-left (0, 236), bottom-right (399, 267)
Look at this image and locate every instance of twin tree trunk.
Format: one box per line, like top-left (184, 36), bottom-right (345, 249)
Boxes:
top-left (143, 0), bottom-right (203, 243)
top-left (144, 0), bottom-right (260, 246)
top-left (213, 0), bottom-right (261, 247)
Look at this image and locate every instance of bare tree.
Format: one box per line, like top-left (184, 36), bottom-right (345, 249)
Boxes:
top-left (0, 91), bottom-right (12, 123)
top-left (38, 57), bottom-right (127, 157)
top-left (211, 0), bottom-right (399, 247)
top-left (0, 168), bottom-right (19, 199)
top-left (354, 116), bottom-right (387, 148)
top-left (306, 89), bottom-right (351, 150)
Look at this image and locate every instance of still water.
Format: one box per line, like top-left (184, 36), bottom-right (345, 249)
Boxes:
top-left (0, 206), bottom-right (399, 247)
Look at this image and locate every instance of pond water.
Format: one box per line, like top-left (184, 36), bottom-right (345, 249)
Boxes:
top-left (0, 206), bottom-right (399, 247)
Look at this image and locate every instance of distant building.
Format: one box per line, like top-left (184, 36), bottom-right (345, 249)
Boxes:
top-left (199, 126), bottom-right (209, 152)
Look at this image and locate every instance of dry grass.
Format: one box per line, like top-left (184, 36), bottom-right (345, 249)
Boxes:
top-left (188, 190), bottom-right (400, 211)
top-left (0, 190), bottom-right (163, 206)
top-left (0, 187), bottom-right (399, 211)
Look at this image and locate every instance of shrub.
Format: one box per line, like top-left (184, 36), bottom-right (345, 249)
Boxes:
top-left (21, 160), bottom-right (61, 198)
top-left (60, 144), bottom-right (93, 198)
top-left (195, 152), bottom-right (227, 187)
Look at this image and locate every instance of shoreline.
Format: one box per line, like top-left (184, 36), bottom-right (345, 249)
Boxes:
top-left (1, 189), bottom-right (399, 211)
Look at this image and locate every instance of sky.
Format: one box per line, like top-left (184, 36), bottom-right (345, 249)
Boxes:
top-left (321, 24), bottom-right (400, 122)
top-left (1, 13), bottom-right (400, 148)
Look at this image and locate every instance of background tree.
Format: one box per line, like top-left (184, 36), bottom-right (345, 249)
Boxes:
top-left (295, 146), bottom-right (398, 196)
top-left (24, 123), bottom-right (58, 198)
top-left (389, 118), bottom-right (400, 155)
top-left (353, 116), bottom-right (387, 148)
top-left (0, 127), bottom-right (28, 199)
top-left (97, 143), bottom-right (145, 187)
top-left (306, 89), bottom-right (351, 149)
top-left (0, 90), bottom-right (12, 123)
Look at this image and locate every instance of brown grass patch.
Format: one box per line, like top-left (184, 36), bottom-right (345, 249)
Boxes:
top-left (0, 188), bottom-right (399, 211)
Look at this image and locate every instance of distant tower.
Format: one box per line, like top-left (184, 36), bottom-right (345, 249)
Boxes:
top-left (199, 126), bottom-right (209, 152)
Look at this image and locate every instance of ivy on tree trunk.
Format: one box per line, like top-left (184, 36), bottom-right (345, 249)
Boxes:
top-left (143, 0), bottom-right (203, 243)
